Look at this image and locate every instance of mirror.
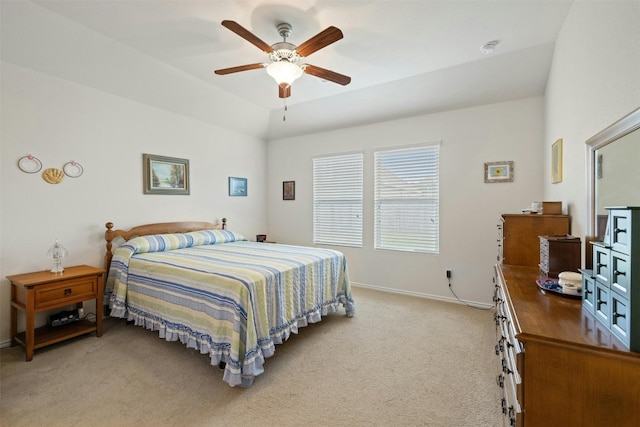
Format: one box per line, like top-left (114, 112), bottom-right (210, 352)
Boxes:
top-left (586, 107), bottom-right (640, 242)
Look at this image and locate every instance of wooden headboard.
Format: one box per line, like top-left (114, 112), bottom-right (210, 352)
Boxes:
top-left (104, 218), bottom-right (227, 271)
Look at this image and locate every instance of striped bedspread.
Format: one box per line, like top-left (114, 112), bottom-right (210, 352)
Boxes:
top-left (105, 230), bottom-right (355, 387)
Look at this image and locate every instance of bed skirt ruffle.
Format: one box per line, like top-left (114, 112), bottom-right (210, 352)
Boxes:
top-left (109, 294), bottom-right (354, 387)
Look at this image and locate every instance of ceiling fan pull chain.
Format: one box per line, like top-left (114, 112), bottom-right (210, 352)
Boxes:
top-left (283, 101), bottom-right (288, 122)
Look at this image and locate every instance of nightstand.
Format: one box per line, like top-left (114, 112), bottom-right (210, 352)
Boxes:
top-left (7, 265), bottom-right (106, 361)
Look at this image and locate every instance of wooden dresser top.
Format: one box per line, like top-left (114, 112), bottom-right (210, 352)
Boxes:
top-left (499, 264), bottom-right (640, 358)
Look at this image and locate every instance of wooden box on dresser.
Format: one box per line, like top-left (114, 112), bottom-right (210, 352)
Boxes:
top-left (494, 264), bottom-right (640, 426)
top-left (538, 235), bottom-right (581, 278)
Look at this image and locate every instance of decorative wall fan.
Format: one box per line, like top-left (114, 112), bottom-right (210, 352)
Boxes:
top-left (215, 20), bottom-right (351, 99)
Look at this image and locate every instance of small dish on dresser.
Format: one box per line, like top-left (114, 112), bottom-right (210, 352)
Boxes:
top-left (536, 278), bottom-right (582, 299)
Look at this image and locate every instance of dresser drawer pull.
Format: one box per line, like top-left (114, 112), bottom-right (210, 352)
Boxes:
top-left (501, 358), bottom-right (512, 374)
top-left (501, 398), bottom-right (507, 414)
top-left (613, 311), bottom-right (626, 320)
top-left (508, 407), bottom-right (516, 426)
top-left (614, 227), bottom-right (626, 235)
top-left (496, 374), bottom-right (504, 388)
top-left (64, 288), bottom-right (72, 296)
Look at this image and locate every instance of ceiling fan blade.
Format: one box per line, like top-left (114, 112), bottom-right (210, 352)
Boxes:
top-left (215, 63), bottom-right (265, 75)
top-left (303, 64), bottom-right (351, 85)
top-left (221, 20), bottom-right (274, 53)
top-left (279, 83), bottom-right (291, 98)
top-left (295, 26), bottom-right (343, 57)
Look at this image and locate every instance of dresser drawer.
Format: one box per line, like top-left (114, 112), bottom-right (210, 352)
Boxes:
top-left (582, 273), bottom-right (596, 314)
top-left (34, 277), bottom-right (98, 309)
top-left (611, 251), bottom-right (631, 297)
top-left (610, 209), bottom-right (631, 254)
top-left (610, 291), bottom-right (630, 346)
top-left (595, 282), bottom-right (611, 327)
top-left (593, 245), bottom-right (610, 286)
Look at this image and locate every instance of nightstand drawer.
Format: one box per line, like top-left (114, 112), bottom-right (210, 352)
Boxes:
top-left (34, 277), bottom-right (98, 309)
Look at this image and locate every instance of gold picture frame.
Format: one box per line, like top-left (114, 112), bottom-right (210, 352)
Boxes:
top-left (552, 138), bottom-right (563, 184)
top-left (484, 161), bottom-right (514, 183)
top-left (143, 153), bottom-right (189, 195)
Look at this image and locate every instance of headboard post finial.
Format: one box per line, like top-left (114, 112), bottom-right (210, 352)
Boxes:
top-left (222, 218), bottom-right (227, 229)
top-left (105, 222), bottom-right (115, 271)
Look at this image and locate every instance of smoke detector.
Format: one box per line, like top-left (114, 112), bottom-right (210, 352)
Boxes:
top-left (480, 40), bottom-right (499, 54)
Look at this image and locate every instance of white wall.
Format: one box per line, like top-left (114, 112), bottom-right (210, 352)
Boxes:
top-left (544, 0), bottom-right (640, 244)
top-left (267, 97), bottom-right (544, 305)
top-left (0, 63), bottom-right (267, 344)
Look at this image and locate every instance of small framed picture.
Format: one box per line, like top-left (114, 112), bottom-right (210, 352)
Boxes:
top-left (484, 161), bottom-right (514, 183)
top-left (143, 153), bottom-right (189, 195)
top-left (228, 177), bottom-right (247, 196)
top-left (283, 181), bottom-right (295, 200)
top-left (552, 138), bottom-right (563, 184)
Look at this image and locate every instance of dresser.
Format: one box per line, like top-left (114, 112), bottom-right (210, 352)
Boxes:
top-left (583, 206), bottom-right (640, 351)
top-left (500, 214), bottom-right (570, 267)
top-left (494, 264), bottom-right (640, 426)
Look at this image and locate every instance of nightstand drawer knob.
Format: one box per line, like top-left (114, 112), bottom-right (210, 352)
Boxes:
top-left (64, 288), bottom-right (72, 296)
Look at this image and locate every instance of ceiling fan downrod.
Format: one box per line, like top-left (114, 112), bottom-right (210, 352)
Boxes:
top-left (276, 22), bottom-right (292, 41)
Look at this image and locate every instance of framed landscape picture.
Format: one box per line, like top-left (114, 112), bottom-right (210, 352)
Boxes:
top-left (143, 153), bottom-right (189, 195)
top-left (229, 177), bottom-right (247, 196)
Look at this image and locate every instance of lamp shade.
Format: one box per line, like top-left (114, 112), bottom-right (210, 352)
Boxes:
top-left (266, 61), bottom-right (303, 86)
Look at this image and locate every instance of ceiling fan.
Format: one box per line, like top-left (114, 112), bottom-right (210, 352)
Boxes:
top-left (214, 20), bottom-right (351, 99)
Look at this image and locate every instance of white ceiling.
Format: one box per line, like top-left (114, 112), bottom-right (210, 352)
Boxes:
top-left (1, 0), bottom-right (574, 140)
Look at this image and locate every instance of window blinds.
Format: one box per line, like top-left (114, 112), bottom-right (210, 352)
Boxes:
top-left (374, 144), bottom-right (440, 253)
top-left (313, 153), bottom-right (363, 247)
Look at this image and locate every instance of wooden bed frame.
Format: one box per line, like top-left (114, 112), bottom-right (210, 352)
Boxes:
top-left (104, 218), bottom-right (227, 271)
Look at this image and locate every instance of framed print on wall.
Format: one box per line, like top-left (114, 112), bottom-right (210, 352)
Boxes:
top-left (552, 138), bottom-right (563, 183)
top-left (228, 177), bottom-right (247, 196)
top-left (143, 153), bottom-right (189, 195)
top-left (484, 161), bottom-right (514, 183)
top-left (283, 181), bottom-right (295, 200)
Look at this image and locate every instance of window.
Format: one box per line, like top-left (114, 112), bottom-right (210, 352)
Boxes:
top-left (313, 153), bottom-right (363, 247)
top-left (374, 143), bottom-right (440, 253)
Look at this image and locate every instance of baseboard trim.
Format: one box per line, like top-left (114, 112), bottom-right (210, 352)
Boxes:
top-left (0, 339), bottom-right (12, 349)
top-left (350, 282), bottom-right (494, 309)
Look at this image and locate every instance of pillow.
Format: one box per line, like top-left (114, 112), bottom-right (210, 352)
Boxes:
top-left (122, 229), bottom-right (247, 255)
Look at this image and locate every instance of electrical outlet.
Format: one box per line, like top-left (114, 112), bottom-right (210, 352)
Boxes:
top-left (446, 269), bottom-right (452, 279)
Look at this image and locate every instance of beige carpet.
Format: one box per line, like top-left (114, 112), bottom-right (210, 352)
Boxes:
top-left (0, 287), bottom-right (501, 427)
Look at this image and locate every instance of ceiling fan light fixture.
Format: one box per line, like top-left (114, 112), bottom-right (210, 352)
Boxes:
top-left (266, 61), bottom-right (303, 86)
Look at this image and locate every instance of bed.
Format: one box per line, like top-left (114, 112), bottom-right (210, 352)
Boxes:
top-left (104, 219), bottom-right (355, 387)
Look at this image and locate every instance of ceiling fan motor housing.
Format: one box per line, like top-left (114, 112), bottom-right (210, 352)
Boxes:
top-left (269, 42), bottom-right (301, 64)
